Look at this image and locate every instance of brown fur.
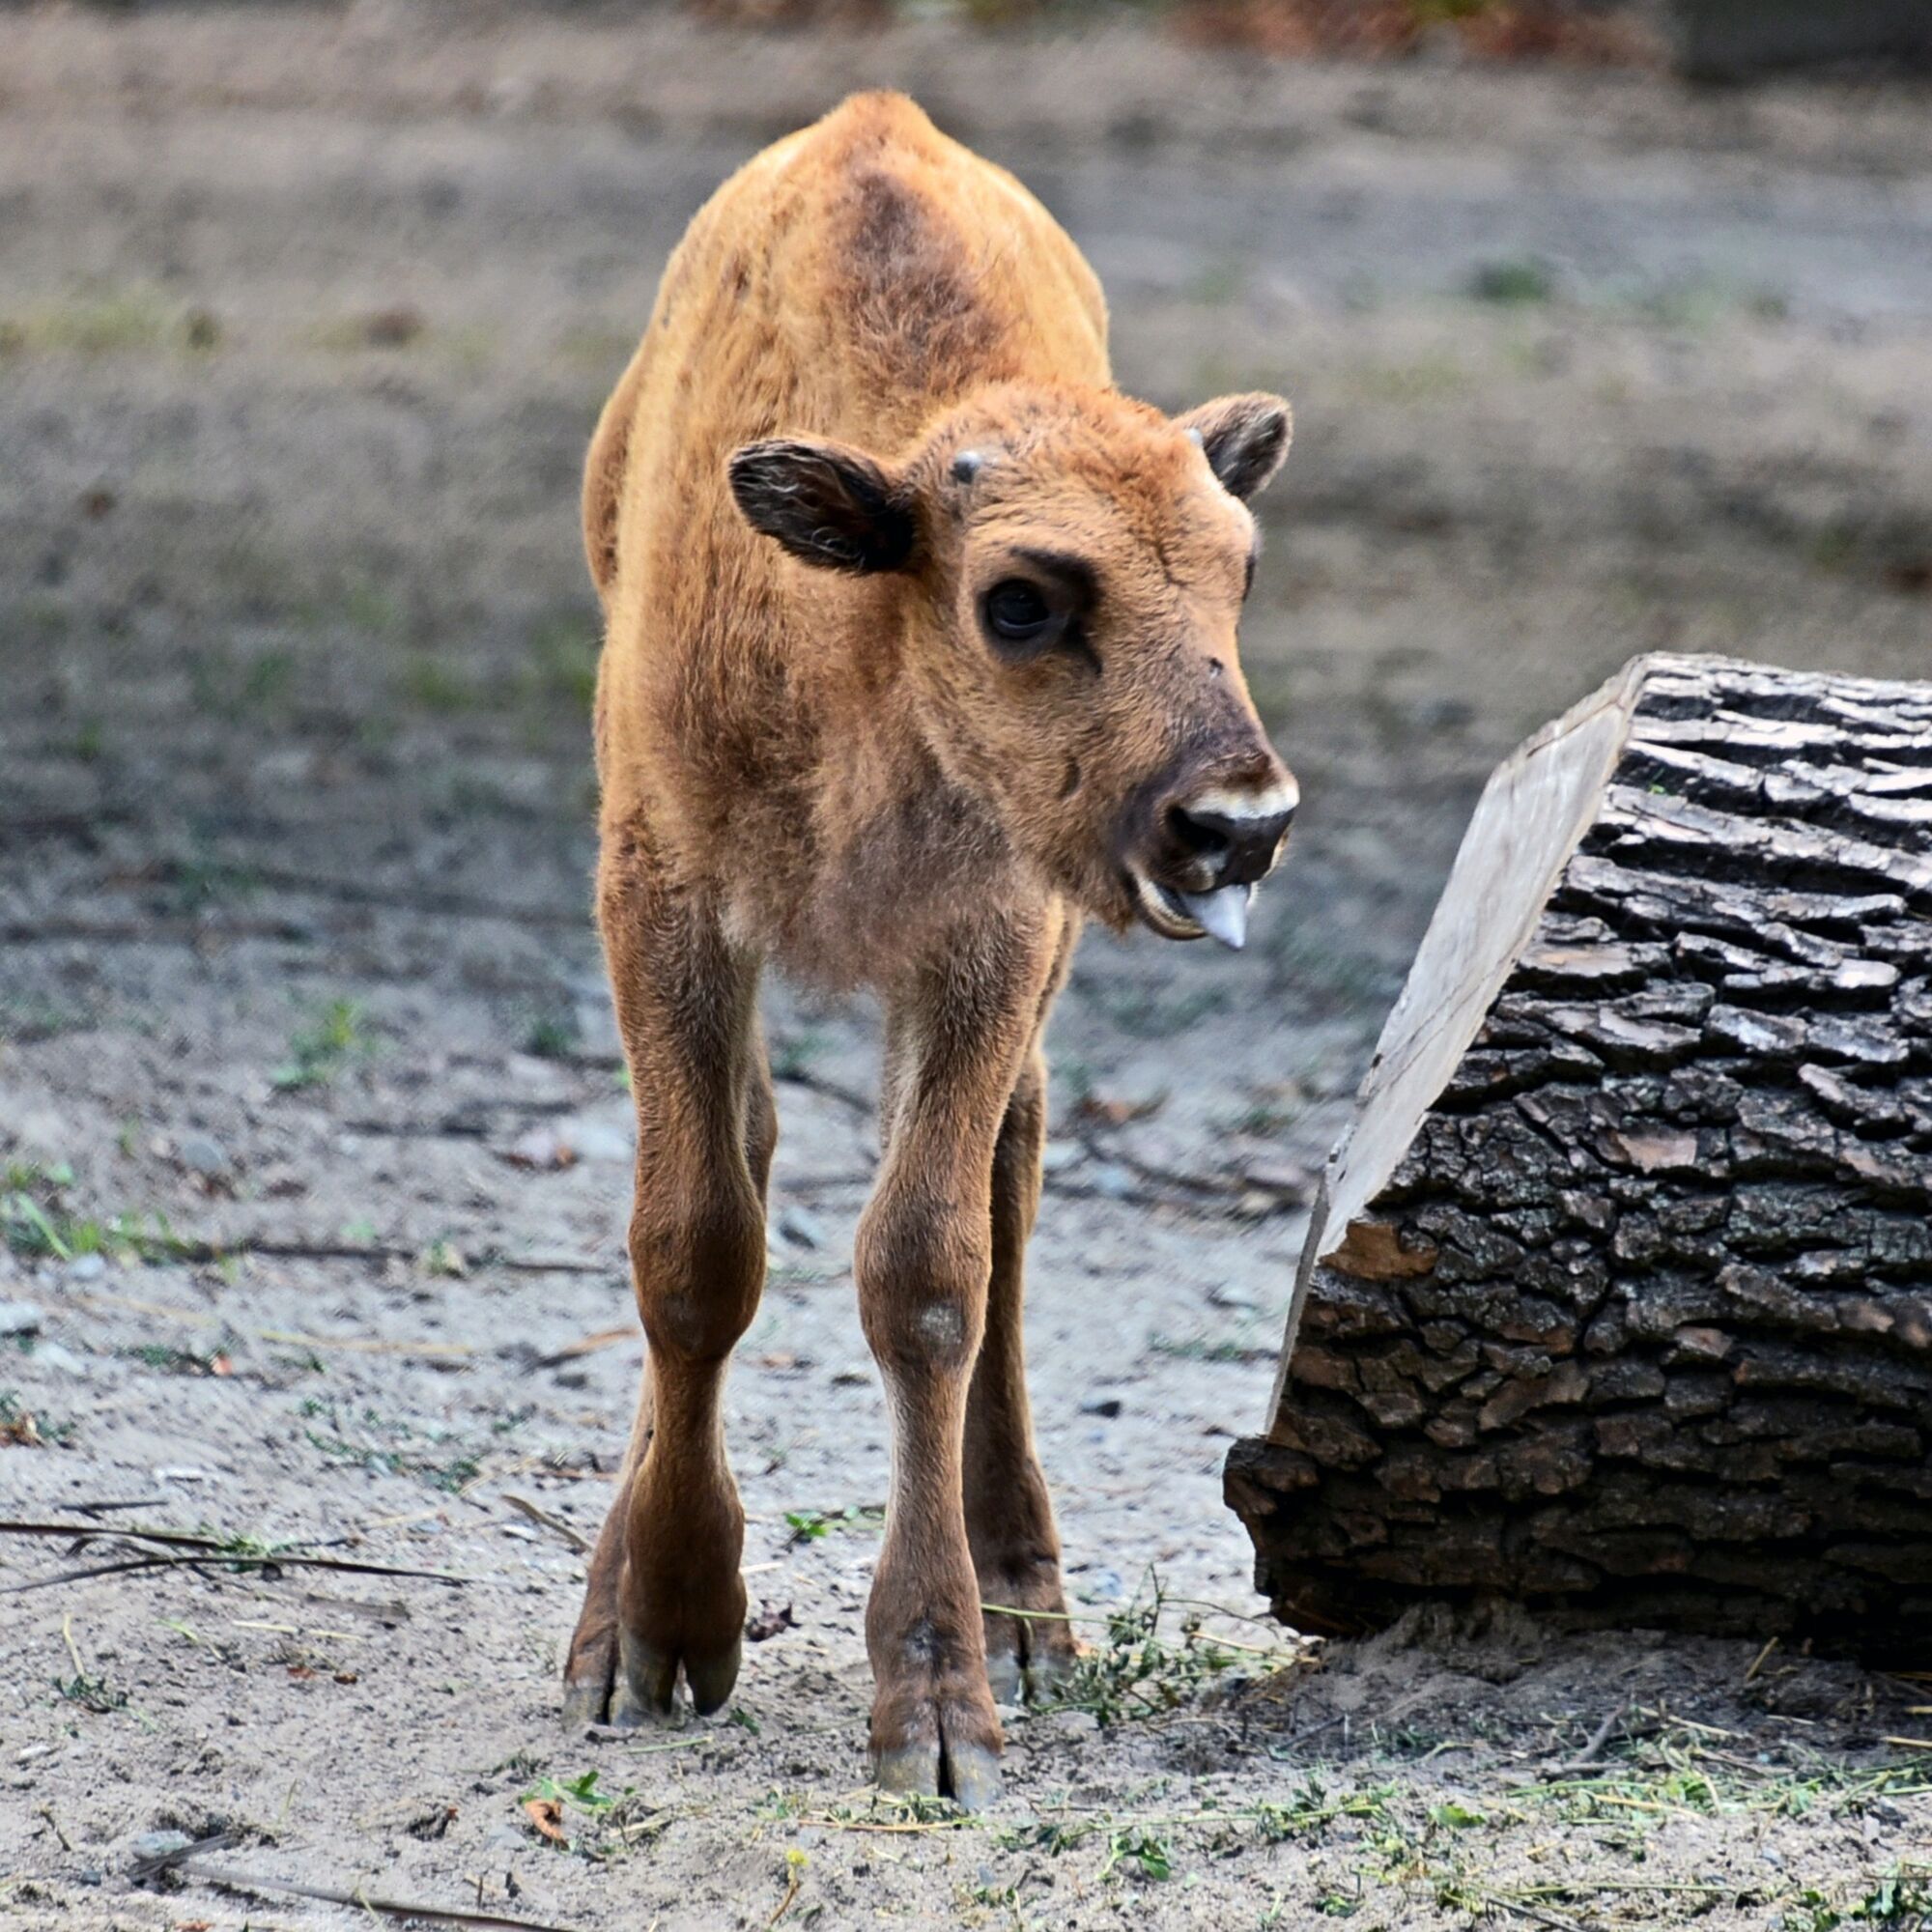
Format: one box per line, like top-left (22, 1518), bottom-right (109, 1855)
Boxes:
top-left (563, 92), bottom-right (1296, 1804)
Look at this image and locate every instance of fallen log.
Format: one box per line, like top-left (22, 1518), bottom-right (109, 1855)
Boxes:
top-left (1227, 654), bottom-right (1932, 1657)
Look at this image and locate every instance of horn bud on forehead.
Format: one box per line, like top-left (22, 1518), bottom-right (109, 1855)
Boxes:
top-left (1173, 392), bottom-right (1293, 502)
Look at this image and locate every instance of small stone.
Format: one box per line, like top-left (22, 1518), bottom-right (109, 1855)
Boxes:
top-left (66, 1254), bottom-right (106, 1282)
top-left (34, 1342), bottom-right (86, 1375)
top-left (1080, 1395), bottom-right (1122, 1418)
top-left (0, 1301), bottom-right (43, 1337)
top-left (178, 1132), bottom-right (230, 1179)
top-left (1089, 1162), bottom-right (1135, 1200)
top-left (128, 1829), bottom-right (193, 1868)
top-left (777, 1207), bottom-right (825, 1251)
top-left (1038, 1139), bottom-right (1083, 1176)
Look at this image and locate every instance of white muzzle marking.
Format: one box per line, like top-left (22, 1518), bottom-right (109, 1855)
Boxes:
top-left (1179, 779), bottom-right (1300, 825)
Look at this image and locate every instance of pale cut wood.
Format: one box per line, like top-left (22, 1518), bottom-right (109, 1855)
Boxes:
top-left (1227, 653), bottom-right (1932, 1658)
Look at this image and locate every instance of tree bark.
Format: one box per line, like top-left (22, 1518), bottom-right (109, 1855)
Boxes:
top-left (1227, 654), bottom-right (1932, 1658)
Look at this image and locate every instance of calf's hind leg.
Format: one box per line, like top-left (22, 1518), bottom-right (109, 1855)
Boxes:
top-left (561, 822), bottom-right (769, 1725)
top-left (969, 1024), bottom-right (1081, 1707)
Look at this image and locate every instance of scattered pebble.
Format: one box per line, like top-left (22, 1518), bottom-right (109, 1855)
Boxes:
top-left (66, 1254), bottom-right (106, 1282)
top-left (128, 1829), bottom-right (194, 1867)
top-left (0, 1301), bottom-right (43, 1337)
top-left (1088, 1162), bottom-right (1136, 1200)
top-left (178, 1132), bottom-right (230, 1179)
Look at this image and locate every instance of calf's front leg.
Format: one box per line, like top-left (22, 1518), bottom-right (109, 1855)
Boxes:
top-left (860, 915), bottom-right (1057, 1810)
top-left (562, 824), bottom-right (771, 1726)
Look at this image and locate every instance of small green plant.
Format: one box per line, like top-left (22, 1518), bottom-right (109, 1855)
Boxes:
top-left (783, 1504), bottom-right (884, 1548)
top-left (189, 1523), bottom-right (300, 1570)
top-left (274, 998), bottom-right (369, 1090)
top-left (1468, 256), bottom-right (1555, 304)
top-left (1098, 1825), bottom-right (1173, 1882)
top-left (1038, 1577), bottom-right (1259, 1727)
top-left (124, 1339), bottom-right (235, 1377)
top-left (1252, 1780), bottom-right (1398, 1844)
top-left (524, 1009), bottom-right (580, 1059)
top-left (521, 1769), bottom-right (618, 1814)
top-left (1, 1166), bottom-right (199, 1268)
top-left (55, 1670), bottom-right (126, 1714)
top-left (419, 1237), bottom-right (467, 1279)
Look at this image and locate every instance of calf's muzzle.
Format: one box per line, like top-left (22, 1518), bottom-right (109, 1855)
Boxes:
top-left (1128, 769), bottom-right (1299, 951)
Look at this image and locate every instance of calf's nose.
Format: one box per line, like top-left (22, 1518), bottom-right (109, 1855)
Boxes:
top-left (1167, 796), bottom-right (1297, 887)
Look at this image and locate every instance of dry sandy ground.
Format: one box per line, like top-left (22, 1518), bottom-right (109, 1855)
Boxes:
top-left (2, 7), bottom-right (1930, 1927)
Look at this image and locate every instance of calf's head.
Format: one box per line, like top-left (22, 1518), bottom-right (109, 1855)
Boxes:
top-left (727, 384), bottom-right (1297, 948)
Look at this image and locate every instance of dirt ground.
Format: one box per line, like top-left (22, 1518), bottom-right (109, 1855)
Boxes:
top-left (3, 7), bottom-right (1931, 1928)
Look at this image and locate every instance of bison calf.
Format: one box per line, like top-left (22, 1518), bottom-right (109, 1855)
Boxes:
top-left (564, 91), bottom-right (1297, 1809)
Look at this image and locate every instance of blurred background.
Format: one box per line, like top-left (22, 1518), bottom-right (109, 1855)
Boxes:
top-left (2, 5), bottom-right (1930, 1917)
top-left (7, 0), bottom-right (1929, 1083)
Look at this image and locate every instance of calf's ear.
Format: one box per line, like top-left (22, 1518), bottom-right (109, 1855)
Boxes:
top-left (1174, 393), bottom-right (1293, 502)
top-left (726, 438), bottom-right (916, 573)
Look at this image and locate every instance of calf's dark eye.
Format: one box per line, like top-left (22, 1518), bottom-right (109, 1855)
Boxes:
top-left (983, 579), bottom-right (1054, 643)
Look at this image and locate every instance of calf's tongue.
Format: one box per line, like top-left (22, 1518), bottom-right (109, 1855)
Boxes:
top-left (1179, 883), bottom-right (1251, 951)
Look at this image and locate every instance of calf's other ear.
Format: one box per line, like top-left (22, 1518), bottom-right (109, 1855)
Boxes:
top-left (1174, 393), bottom-right (1293, 502)
top-left (727, 438), bottom-right (916, 573)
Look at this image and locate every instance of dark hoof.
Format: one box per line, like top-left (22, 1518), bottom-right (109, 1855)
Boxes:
top-left (611, 1631), bottom-right (679, 1724)
top-left (684, 1637), bottom-right (742, 1717)
top-left (873, 1737), bottom-right (941, 1798)
top-left (560, 1677), bottom-right (611, 1731)
top-left (871, 1731), bottom-right (1003, 1810)
top-left (945, 1740), bottom-right (1003, 1813)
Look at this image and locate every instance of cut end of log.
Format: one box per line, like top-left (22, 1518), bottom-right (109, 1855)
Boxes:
top-left (1230, 654), bottom-right (1932, 1660)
